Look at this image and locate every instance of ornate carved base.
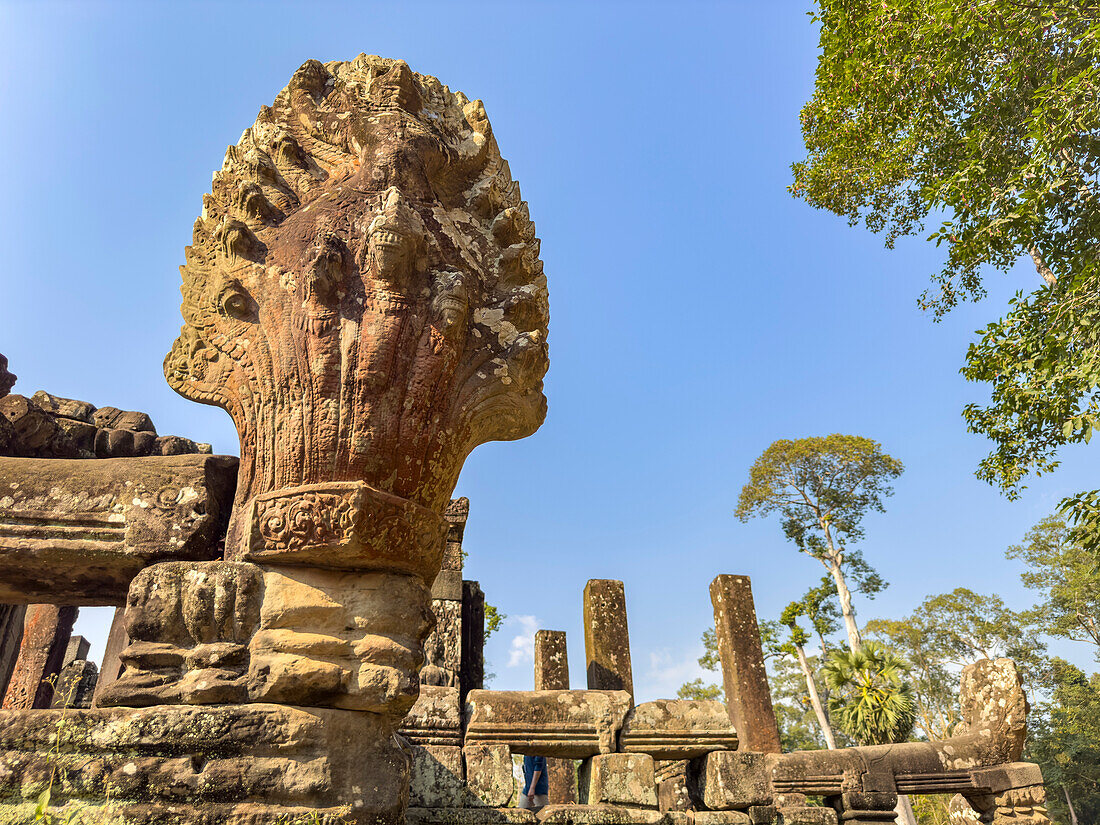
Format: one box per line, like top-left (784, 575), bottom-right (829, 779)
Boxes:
top-left (0, 704), bottom-right (408, 824)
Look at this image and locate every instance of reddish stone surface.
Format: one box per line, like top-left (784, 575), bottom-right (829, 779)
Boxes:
top-left (709, 575), bottom-right (781, 754)
top-left (2, 604), bottom-right (77, 709)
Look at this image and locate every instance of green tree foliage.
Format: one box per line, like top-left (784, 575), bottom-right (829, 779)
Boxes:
top-left (791, 1), bottom-right (1100, 541)
top-left (1026, 659), bottom-right (1100, 825)
top-left (484, 603), bottom-right (505, 643)
top-left (676, 678), bottom-right (722, 701)
top-left (823, 642), bottom-right (916, 746)
top-left (779, 579), bottom-right (843, 748)
top-left (677, 627), bottom-right (723, 701)
top-left (736, 435), bottom-right (901, 650)
top-left (1007, 515), bottom-right (1100, 656)
top-left (867, 588), bottom-right (1045, 740)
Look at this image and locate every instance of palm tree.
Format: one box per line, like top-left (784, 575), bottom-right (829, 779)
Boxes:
top-left (823, 642), bottom-right (915, 746)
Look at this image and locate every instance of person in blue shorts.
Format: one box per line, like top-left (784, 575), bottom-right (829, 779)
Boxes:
top-left (519, 754), bottom-right (549, 810)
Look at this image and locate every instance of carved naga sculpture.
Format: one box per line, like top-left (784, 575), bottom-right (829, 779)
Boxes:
top-left (102, 53), bottom-right (547, 777)
top-left (165, 55), bottom-right (547, 540)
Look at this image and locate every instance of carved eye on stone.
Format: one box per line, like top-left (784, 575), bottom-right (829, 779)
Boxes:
top-left (217, 282), bottom-right (257, 322)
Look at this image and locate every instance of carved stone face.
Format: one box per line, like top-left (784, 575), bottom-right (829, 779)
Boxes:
top-left (166, 57), bottom-right (549, 530)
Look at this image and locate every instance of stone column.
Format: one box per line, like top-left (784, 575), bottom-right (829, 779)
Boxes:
top-left (460, 580), bottom-right (485, 706)
top-left (1, 604), bottom-right (78, 709)
top-left (583, 579), bottom-right (634, 699)
top-left (0, 604), bottom-right (27, 698)
top-left (709, 574), bottom-right (780, 753)
top-left (535, 629), bottom-right (576, 803)
top-left (91, 606), bottom-right (128, 708)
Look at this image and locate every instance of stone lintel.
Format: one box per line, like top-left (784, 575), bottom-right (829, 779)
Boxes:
top-left (619, 699), bottom-right (738, 759)
top-left (583, 579), bottom-right (634, 699)
top-left (0, 454), bottom-right (237, 604)
top-left (465, 689), bottom-right (633, 758)
top-left (709, 575), bottom-right (780, 753)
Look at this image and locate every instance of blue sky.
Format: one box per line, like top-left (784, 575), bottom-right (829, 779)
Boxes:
top-left (2, 1), bottom-right (1095, 701)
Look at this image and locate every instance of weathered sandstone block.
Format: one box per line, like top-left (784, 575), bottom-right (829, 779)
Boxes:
top-left (655, 760), bottom-right (692, 813)
top-left (401, 685), bottom-right (462, 746)
top-left (462, 743), bottom-right (514, 807)
top-left (0, 454), bottom-right (237, 604)
top-left (579, 754), bottom-right (658, 808)
top-left (0, 703), bottom-right (408, 824)
top-left (464, 689), bottom-right (633, 758)
top-left (619, 699), bottom-right (738, 759)
top-left (408, 743), bottom-right (465, 808)
top-left (584, 580), bottom-right (634, 697)
top-left (688, 751), bottom-right (771, 811)
top-left (710, 575), bottom-right (780, 754)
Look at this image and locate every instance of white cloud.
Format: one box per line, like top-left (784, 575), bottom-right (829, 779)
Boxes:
top-left (637, 644), bottom-right (713, 703)
top-left (506, 614), bottom-right (541, 667)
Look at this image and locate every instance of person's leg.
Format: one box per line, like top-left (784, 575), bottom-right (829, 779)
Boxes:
top-left (517, 793), bottom-right (532, 809)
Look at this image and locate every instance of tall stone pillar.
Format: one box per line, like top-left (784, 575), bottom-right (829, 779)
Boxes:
top-left (0, 604), bottom-right (26, 698)
top-left (535, 629), bottom-right (576, 803)
top-left (460, 580), bottom-right (485, 707)
top-left (583, 579), bottom-right (634, 699)
top-left (709, 575), bottom-right (780, 753)
top-left (1, 604), bottom-right (77, 709)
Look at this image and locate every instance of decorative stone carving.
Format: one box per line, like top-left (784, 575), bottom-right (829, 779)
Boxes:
top-left (0, 454), bottom-right (237, 604)
top-left (98, 561), bottom-right (263, 707)
top-left (400, 685), bottom-right (462, 747)
top-left (162, 54), bottom-right (549, 546)
top-left (767, 659), bottom-right (1043, 816)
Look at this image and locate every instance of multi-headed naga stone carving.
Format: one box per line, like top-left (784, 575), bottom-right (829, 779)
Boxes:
top-left (163, 55), bottom-right (549, 553)
top-left (139, 54), bottom-right (548, 727)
